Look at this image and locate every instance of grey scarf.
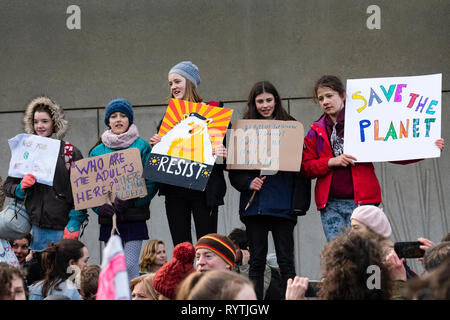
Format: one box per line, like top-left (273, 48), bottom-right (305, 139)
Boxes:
top-left (101, 124), bottom-right (139, 149)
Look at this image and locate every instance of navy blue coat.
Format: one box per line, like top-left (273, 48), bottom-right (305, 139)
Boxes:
top-left (228, 169), bottom-right (311, 223)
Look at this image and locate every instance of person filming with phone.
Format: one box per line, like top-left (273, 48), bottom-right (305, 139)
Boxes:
top-left (349, 205), bottom-right (432, 299)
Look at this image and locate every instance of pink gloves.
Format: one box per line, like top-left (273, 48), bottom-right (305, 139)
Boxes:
top-left (21, 174), bottom-right (36, 191)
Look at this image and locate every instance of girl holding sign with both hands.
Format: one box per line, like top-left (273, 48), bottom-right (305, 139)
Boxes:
top-left (228, 81), bottom-right (311, 300)
top-left (149, 61), bottom-right (228, 247)
top-left (3, 96), bottom-right (87, 252)
top-left (89, 98), bottom-right (158, 280)
top-left (301, 75), bottom-right (444, 242)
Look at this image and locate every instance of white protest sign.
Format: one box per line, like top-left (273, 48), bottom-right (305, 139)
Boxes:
top-left (344, 74), bottom-right (441, 162)
top-left (8, 133), bottom-right (61, 186)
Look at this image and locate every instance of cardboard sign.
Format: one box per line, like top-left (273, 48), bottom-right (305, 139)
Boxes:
top-left (344, 74), bottom-right (442, 162)
top-left (226, 120), bottom-right (304, 172)
top-left (70, 148), bottom-right (147, 210)
top-left (143, 99), bottom-right (233, 191)
top-left (7, 133), bottom-right (61, 186)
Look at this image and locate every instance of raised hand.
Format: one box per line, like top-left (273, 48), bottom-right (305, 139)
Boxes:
top-left (285, 276), bottom-right (309, 300)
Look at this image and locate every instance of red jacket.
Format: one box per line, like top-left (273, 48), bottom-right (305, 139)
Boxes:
top-left (301, 116), bottom-right (382, 210)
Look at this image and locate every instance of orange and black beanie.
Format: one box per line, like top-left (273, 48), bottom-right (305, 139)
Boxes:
top-left (195, 233), bottom-right (236, 270)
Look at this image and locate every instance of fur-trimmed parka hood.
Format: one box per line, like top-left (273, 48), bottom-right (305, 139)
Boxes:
top-left (23, 96), bottom-right (68, 140)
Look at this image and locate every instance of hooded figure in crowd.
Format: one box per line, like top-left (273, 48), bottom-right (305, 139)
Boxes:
top-left (3, 96), bottom-right (87, 252)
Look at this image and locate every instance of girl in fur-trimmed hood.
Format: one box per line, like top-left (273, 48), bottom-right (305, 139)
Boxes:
top-left (3, 96), bottom-right (87, 253)
top-left (23, 96), bottom-right (68, 140)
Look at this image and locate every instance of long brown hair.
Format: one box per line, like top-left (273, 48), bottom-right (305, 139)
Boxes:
top-left (244, 81), bottom-right (294, 121)
top-left (40, 239), bottom-right (85, 297)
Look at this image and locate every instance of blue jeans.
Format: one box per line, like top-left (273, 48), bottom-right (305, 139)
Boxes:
top-left (320, 198), bottom-right (358, 242)
top-left (30, 225), bottom-right (64, 252)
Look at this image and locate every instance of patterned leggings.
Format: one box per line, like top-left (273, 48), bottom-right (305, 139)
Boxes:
top-left (123, 240), bottom-right (143, 281)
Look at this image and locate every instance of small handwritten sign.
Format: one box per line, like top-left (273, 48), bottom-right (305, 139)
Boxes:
top-left (70, 148), bottom-right (147, 210)
top-left (7, 133), bottom-right (61, 186)
top-left (226, 120), bottom-right (304, 172)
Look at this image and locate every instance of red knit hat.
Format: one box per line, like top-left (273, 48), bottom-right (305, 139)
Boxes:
top-left (152, 242), bottom-right (195, 299)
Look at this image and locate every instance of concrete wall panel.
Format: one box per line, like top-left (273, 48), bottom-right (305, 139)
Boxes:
top-left (1, 1), bottom-right (448, 111)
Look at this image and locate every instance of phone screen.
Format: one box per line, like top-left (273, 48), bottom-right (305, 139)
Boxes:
top-left (305, 280), bottom-right (320, 297)
top-left (394, 241), bottom-right (425, 259)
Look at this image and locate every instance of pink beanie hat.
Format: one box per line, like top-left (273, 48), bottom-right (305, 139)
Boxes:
top-left (351, 205), bottom-right (392, 238)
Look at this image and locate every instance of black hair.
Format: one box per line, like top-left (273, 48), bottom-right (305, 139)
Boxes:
top-left (228, 228), bottom-right (249, 250)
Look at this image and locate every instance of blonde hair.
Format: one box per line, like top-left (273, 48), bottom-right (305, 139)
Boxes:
top-left (130, 273), bottom-right (159, 300)
top-left (176, 272), bottom-right (204, 300)
top-left (80, 265), bottom-right (100, 300)
top-left (139, 240), bottom-right (166, 273)
top-left (167, 77), bottom-right (203, 103)
top-left (177, 270), bottom-right (254, 300)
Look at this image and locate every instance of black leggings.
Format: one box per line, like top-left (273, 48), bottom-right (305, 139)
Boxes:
top-left (244, 215), bottom-right (296, 300)
top-left (165, 189), bottom-right (218, 246)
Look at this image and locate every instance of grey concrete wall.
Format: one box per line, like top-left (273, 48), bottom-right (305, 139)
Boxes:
top-left (1, 1), bottom-right (449, 278)
top-left (1, 0), bottom-right (449, 111)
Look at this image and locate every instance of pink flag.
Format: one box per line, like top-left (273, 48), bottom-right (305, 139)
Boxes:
top-left (96, 235), bottom-right (130, 300)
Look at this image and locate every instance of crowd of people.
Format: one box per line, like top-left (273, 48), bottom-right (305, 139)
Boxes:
top-left (1, 226), bottom-right (449, 301)
top-left (0, 60), bottom-right (448, 301)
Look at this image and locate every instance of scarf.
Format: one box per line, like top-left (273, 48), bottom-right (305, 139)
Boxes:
top-left (101, 123), bottom-right (139, 149)
top-left (325, 107), bottom-right (345, 157)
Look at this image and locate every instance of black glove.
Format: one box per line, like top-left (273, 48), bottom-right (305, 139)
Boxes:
top-left (98, 203), bottom-right (115, 217)
top-left (113, 197), bottom-right (135, 222)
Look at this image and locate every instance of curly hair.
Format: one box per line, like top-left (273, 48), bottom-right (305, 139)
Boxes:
top-left (80, 264), bottom-right (100, 300)
top-left (318, 231), bottom-right (393, 300)
top-left (407, 257), bottom-right (450, 300)
top-left (139, 240), bottom-right (166, 273)
top-left (423, 241), bottom-right (450, 272)
top-left (0, 263), bottom-right (14, 300)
